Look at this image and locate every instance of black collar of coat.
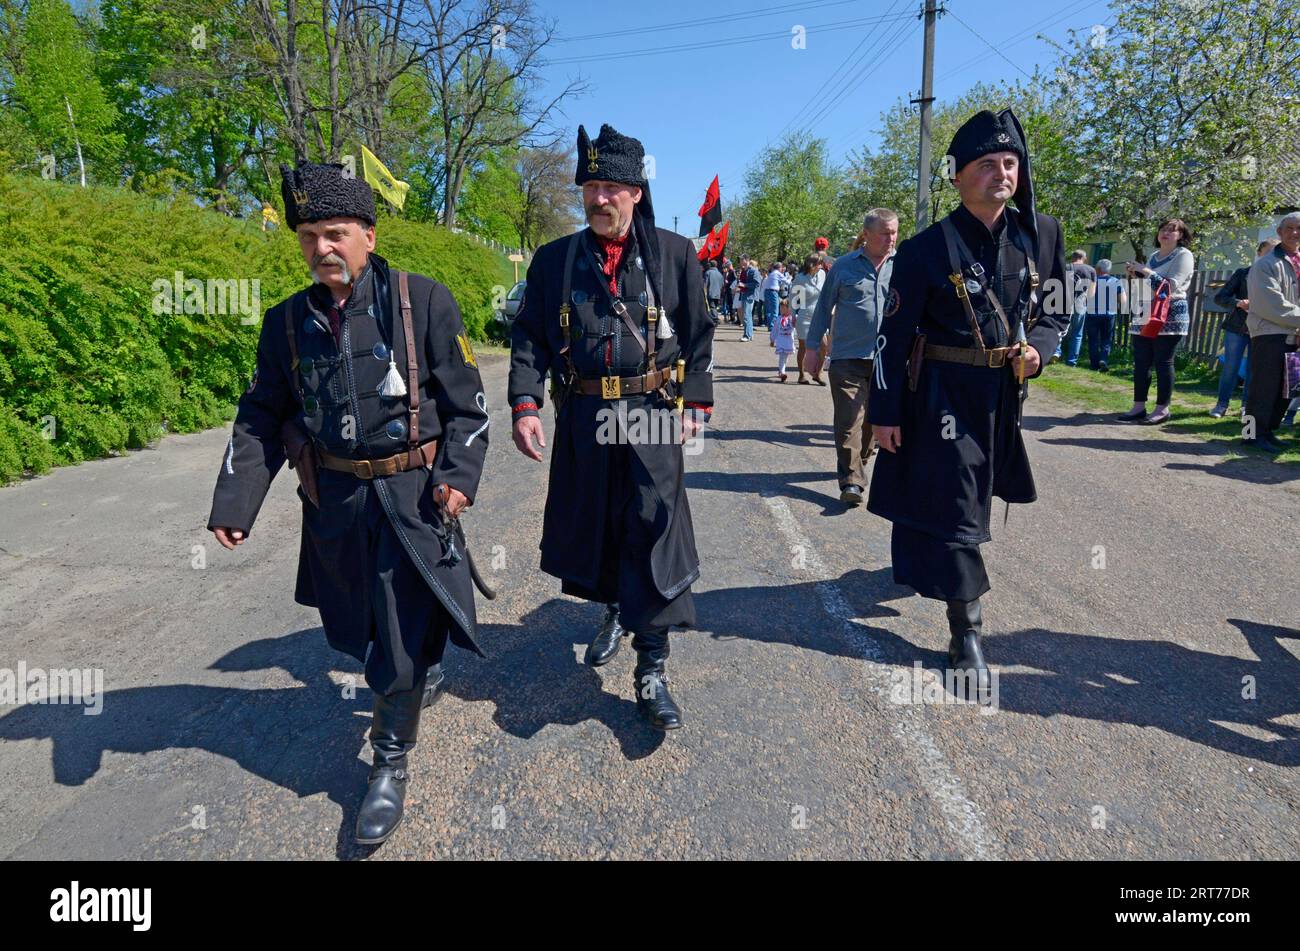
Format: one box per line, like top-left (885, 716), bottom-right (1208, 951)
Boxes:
top-left (952, 202), bottom-right (1010, 249)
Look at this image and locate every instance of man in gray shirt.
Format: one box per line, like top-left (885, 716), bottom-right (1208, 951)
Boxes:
top-left (703, 260), bottom-right (723, 318)
top-left (806, 208), bottom-right (898, 505)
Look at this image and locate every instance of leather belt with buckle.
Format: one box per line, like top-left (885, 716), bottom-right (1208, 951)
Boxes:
top-left (576, 367), bottom-right (672, 398)
top-left (317, 439), bottom-right (438, 479)
top-left (924, 344), bottom-right (1012, 368)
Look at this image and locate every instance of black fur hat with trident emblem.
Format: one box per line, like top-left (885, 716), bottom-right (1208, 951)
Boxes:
top-left (574, 124), bottom-right (656, 224)
top-left (279, 160), bottom-right (376, 231)
top-left (573, 123), bottom-right (663, 296)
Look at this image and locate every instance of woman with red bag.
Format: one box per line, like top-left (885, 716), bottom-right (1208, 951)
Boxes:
top-left (1118, 218), bottom-right (1195, 424)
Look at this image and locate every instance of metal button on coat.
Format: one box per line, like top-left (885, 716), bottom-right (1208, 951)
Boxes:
top-left (303, 395), bottom-right (319, 414)
top-left (372, 342), bottom-right (389, 361)
top-left (385, 419), bottom-right (407, 441)
top-left (299, 356), bottom-right (314, 374)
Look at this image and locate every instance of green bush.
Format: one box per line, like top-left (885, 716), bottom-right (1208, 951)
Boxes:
top-left (0, 174), bottom-right (513, 483)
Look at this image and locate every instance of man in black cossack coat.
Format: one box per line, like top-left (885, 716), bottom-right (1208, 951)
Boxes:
top-left (207, 161), bottom-right (491, 845)
top-left (508, 124), bottom-right (717, 730)
top-left (868, 109), bottom-right (1070, 702)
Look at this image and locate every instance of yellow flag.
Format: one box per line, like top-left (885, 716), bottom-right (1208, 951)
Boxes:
top-left (360, 144), bottom-right (410, 211)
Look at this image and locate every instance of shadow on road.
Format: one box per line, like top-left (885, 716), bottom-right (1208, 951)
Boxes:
top-left (1021, 411), bottom-right (1110, 432)
top-left (1039, 433), bottom-right (1299, 484)
top-left (706, 425), bottom-right (834, 451)
top-left (5, 566), bottom-right (1293, 860)
top-left (0, 600), bottom-right (665, 859)
top-left (686, 468), bottom-right (858, 516)
top-left (0, 628), bottom-right (377, 859)
top-left (862, 612), bottom-right (1300, 766)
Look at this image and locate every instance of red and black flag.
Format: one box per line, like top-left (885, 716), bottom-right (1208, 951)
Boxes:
top-left (697, 220), bottom-right (730, 262)
top-left (698, 175), bottom-right (722, 237)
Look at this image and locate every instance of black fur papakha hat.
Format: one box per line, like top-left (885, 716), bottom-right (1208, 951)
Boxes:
top-left (945, 108), bottom-right (1038, 246)
top-left (574, 123), bottom-right (661, 289)
top-left (575, 124), bottom-right (648, 190)
top-left (280, 161), bottom-right (376, 231)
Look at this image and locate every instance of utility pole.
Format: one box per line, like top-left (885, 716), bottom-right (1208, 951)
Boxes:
top-left (912, 0), bottom-right (941, 232)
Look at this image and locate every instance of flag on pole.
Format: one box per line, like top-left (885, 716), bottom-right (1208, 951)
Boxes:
top-left (360, 144), bottom-right (410, 211)
top-left (698, 175), bottom-right (722, 237)
top-left (697, 221), bottom-right (730, 261)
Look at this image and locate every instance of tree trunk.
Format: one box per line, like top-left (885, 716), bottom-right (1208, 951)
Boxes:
top-left (64, 96), bottom-right (85, 187)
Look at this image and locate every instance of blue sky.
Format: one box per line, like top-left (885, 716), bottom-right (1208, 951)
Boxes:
top-left (533, 0), bottom-right (1115, 235)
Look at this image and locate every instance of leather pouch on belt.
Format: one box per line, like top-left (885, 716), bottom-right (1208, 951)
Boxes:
top-left (907, 334), bottom-right (926, 392)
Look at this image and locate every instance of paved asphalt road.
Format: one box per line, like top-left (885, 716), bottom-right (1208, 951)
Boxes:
top-left (2, 323), bottom-right (1298, 860)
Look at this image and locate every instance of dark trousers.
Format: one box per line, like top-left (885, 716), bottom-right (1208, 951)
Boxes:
top-left (828, 358), bottom-right (876, 489)
top-left (560, 444), bottom-right (694, 653)
top-left (1131, 333), bottom-right (1183, 405)
top-left (1245, 333), bottom-right (1294, 442)
top-left (1085, 314), bottom-right (1115, 369)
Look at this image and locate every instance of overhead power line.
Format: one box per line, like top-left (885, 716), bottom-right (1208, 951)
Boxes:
top-left (935, 0), bottom-right (1100, 82)
top-left (716, 0), bottom-right (914, 191)
top-left (544, 12), bottom-right (914, 66)
top-left (552, 0), bottom-right (864, 43)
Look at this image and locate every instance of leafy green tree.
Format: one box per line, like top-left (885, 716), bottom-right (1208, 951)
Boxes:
top-left (458, 149), bottom-right (524, 247)
top-left (1048, 0), bottom-right (1300, 258)
top-left (10, 0), bottom-right (122, 185)
top-left (97, 0), bottom-right (285, 212)
top-left (732, 133), bottom-right (843, 262)
top-left (839, 81), bottom-right (1090, 246)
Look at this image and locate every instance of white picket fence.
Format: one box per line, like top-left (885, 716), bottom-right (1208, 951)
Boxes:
top-left (449, 225), bottom-right (528, 261)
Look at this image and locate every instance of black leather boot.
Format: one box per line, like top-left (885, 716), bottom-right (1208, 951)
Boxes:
top-left (945, 599), bottom-right (992, 704)
top-left (355, 681), bottom-right (424, 845)
top-left (633, 645), bottom-right (683, 730)
top-left (422, 665), bottom-right (444, 709)
top-left (584, 604), bottom-right (628, 667)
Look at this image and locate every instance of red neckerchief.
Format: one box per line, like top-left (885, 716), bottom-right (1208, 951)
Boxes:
top-left (595, 231), bottom-right (630, 297)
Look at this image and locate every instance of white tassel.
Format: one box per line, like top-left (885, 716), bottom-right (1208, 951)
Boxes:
top-left (379, 357), bottom-right (407, 397)
top-left (655, 309), bottom-right (673, 339)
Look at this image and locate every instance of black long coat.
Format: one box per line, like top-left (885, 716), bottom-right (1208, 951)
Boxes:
top-left (508, 226), bottom-right (716, 599)
top-left (207, 253), bottom-right (491, 660)
top-left (868, 205), bottom-right (1069, 544)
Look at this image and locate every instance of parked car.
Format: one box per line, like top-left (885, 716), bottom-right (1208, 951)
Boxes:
top-left (494, 280), bottom-right (526, 329)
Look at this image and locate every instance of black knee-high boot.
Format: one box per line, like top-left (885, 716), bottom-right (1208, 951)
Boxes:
top-left (945, 599), bottom-right (992, 704)
top-left (356, 678), bottom-right (425, 845)
top-left (633, 633), bottom-right (682, 730)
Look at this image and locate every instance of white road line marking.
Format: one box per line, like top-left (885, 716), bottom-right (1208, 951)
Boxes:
top-left (762, 493), bottom-right (1000, 860)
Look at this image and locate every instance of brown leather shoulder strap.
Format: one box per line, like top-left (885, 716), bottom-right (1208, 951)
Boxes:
top-left (398, 270), bottom-right (419, 449)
